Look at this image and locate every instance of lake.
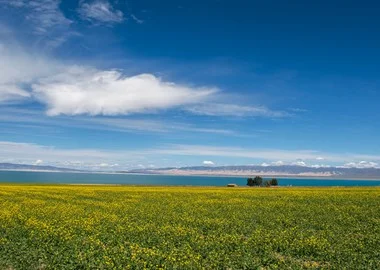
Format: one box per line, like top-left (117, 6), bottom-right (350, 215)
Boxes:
top-left (0, 171), bottom-right (380, 186)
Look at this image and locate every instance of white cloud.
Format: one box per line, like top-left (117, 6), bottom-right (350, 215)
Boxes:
top-left (156, 145), bottom-right (323, 161)
top-left (131, 14), bottom-right (144, 24)
top-left (28, 0), bottom-right (72, 33)
top-left (98, 162), bottom-right (118, 167)
top-left (32, 66), bottom-right (217, 116)
top-left (203, 160), bottom-right (215, 165)
top-left (0, 41), bottom-right (290, 119)
top-left (291, 160), bottom-right (307, 166)
top-left (0, 141), bottom-right (144, 170)
top-left (1, 0), bottom-right (25, 7)
top-left (310, 164), bottom-right (331, 168)
top-left (316, 157), bottom-right (324, 160)
top-left (78, 0), bottom-right (124, 24)
top-left (272, 160), bottom-right (284, 166)
top-left (34, 159), bottom-right (43, 165)
top-left (343, 161), bottom-right (379, 169)
top-left (154, 145), bottom-right (380, 166)
top-left (0, 108), bottom-right (238, 136)
top-left (289, 108), bottom-right (308, 113)
top-left (2, 141), bottom-right (380, 170)
top-left (0, 44), bottom-right (283, 119)
top-left (1, 0), bottom-right (72, 34)
top-left (0, 84), bottom-right (30, 103)
top-left (186, 103), bottom-right (289, 117)
top-left (0, 43), bottom-right (61, 103)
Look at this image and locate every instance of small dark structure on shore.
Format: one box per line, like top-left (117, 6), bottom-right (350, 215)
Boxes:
top-left (227, 183), bottom-right (238, 187)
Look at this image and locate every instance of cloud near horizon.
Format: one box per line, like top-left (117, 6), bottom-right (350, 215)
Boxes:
top-left (154, 144), bottom-right (380, 166)
top-left (203, 160), bottom-right (215, 165)
top-left (343, 161), bottom-right (379, 169)
top-left (1, 141), bottom-right (380, 170)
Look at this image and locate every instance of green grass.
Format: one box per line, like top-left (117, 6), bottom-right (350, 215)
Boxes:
top-left (0, 185), bottom-right (379, 269)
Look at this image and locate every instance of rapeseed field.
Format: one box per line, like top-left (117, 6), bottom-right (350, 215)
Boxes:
top-left (0, 185), bottom-right (379, 269)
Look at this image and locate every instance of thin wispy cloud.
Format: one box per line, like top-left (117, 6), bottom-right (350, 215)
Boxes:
top-left (1, 0), bottom-right (72, 34)
top-left (78, 0), bottom-right (124, 25)
top-left (155, 144), bottom-right (324, 161)
top-left (0, 42), bottom-right (61, 102)
top-left (186, 103), bottom-right (290, 118)
top-left (152, 144), bottom-right (380, 165)
top-left (0, 108), bottom-right (237, 136)
top-left (0, 84), bottom-right (30, 103)
top-left (131, 14), bottom-right (144, 24)
top-left (0, 0), bottom-right (75, 48)
top-left (0, 141), bottom-right (142, 170)
top-left (1, 0), bottom-right (25, 7)
top-left (79, 117), bottom-right (236, 135)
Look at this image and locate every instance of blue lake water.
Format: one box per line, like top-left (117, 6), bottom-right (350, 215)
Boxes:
top-left (0, 171), bottom-right (380, 186)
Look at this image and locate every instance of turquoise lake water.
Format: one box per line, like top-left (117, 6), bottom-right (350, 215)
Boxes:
top-left (0, 171), bottom-right (380, 186)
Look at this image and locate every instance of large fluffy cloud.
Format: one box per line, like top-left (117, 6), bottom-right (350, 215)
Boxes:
top-left (32, 66), bottom-right (218, 116)
top-left (0, 32), bottom-right (289, 118)
top-left (0, 42), bottom-right (218, 112)
top-left (1, 42), bottom-right (285, 118)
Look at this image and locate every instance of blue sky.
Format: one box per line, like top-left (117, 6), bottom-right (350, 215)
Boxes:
top-left (0, 0), bottom-right (379, 170)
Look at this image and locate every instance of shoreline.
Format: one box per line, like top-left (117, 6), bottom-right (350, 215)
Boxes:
top-left (1, 182), bottom-right (379, 188)
top-left (1, 169), bottom-right (380, 181)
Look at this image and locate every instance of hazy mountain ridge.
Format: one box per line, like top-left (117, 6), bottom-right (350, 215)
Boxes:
top-left (0, 163), bottom-right (81, 172)
top-left (126, 165), bottom-right (380, 179)
top-left (2, 163), bottom-right (380, 179)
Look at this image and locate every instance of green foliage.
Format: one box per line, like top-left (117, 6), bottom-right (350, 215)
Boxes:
top-left (253, 176), bottom-right (263, 186)
top-left (251, 177), bottom-right (278, 187)
top-left (264, 180), bottom-right (271, 187)
top-left (247, 176), bottom-right (264, 186)
top-left (270, 178), bottom-right (279, 186)
top-left (247, 178), bottom-right (254, 186)
top-left (0, 185), bottom-right (379, 269)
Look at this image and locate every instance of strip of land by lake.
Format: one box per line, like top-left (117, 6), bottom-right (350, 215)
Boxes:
top-left (0, 170), bottom-right (380, 186)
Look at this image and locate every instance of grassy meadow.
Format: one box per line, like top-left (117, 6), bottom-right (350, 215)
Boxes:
top-left (0, 185), bottom-right (379, 269)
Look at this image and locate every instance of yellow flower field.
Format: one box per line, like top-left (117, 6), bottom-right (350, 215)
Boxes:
top-left (0, 185), bottom-right (379, 269)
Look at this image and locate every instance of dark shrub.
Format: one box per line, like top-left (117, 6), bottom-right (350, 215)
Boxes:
top-left (247, 178), bottom-right (254, 186)
top-left (270, 178), bottom-right (279, 186)
top-left (253, 176), bottom-right (263, 186)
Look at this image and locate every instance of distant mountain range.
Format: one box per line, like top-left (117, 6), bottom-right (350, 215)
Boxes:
top-left (0, 163), bottom-right (81, 172)
top-left (1, 163), bottom-right (380, 179)
top-left (125, 165), bottom-right (380, 179)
